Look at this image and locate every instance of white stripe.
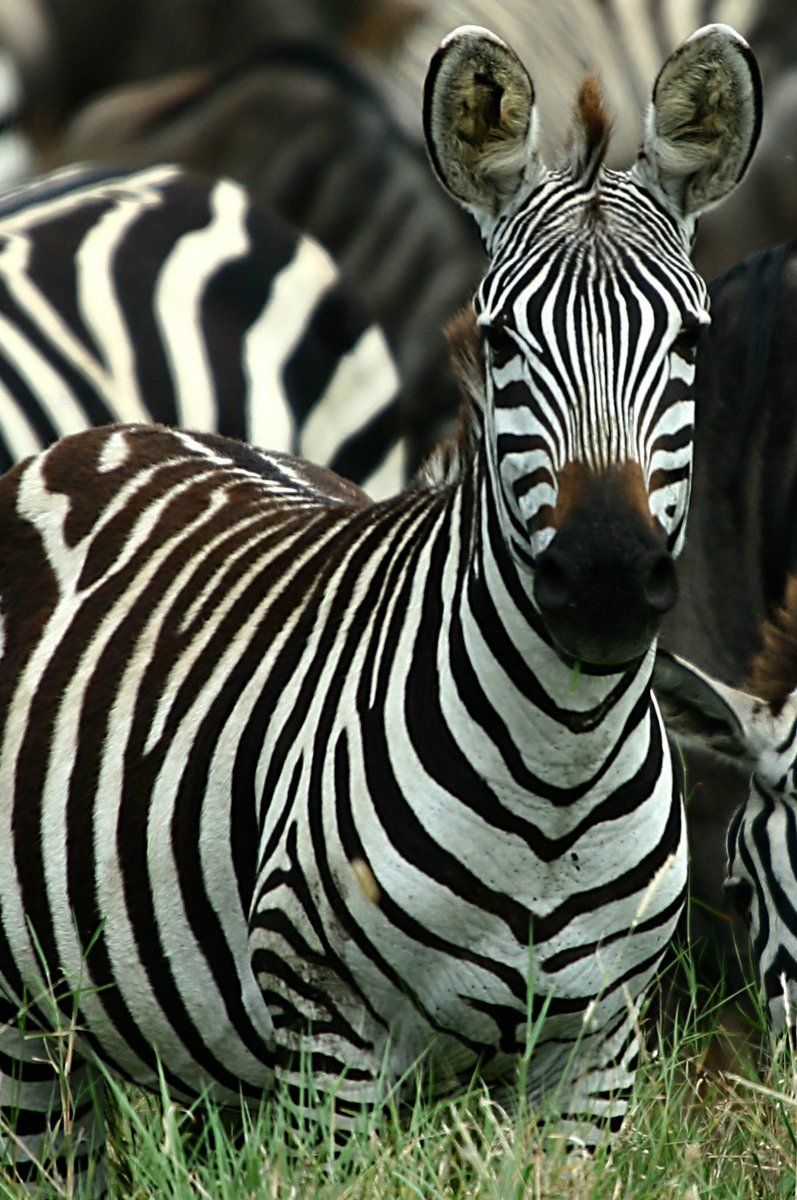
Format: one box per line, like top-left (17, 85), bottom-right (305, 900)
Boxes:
top-left (154, 177), bottom-right (250, 432)
top-left (244, 234), bottom-right (338, 452)
top-left (300, 325), bottom-right (400, 466)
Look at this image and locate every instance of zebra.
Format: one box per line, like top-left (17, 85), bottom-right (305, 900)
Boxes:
top-left (654, 591), bottom-right (797, 1036)
top-left (0, 159), bottom-right (404, 497)
top-left (0, 0), bottom-right (466, 466)
top-left (0, 22), bottom-right (759, 1192)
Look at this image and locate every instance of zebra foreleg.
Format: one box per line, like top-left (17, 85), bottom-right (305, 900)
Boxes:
top-left (0, 997), bottom-right (107, 1196)
top-left (552, 1010), bottom-right (640, 1154)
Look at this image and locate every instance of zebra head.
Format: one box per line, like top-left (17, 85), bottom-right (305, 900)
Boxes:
top-left (424, 24), bottom-right (761, 667)
top-left (654, 628), bottom-right (797, 1036)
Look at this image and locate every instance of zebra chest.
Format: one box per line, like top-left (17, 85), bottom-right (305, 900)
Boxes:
top-left (249, 756), bottom-right (686, 1097)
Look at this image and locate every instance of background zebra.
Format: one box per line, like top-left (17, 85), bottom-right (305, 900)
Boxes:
top-left (654, 608), bottom-right (797, 1036)
top-left (0, 22), bottom-right (759, 1193)
top-left (0, 0), bottom-right (472, 461)
top-left (3, 0), bottom-right (793, 459)
top-left (17, 0), bottom-right (792, 467)
top-left (0, 159), bottom-right (405, 496)
top-left (656, 241), bottom-right (797, 1018)
top-left (53, 26), bottom-right (482, 463)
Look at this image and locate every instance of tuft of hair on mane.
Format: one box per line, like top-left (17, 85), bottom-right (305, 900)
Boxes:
top-left (413, 307), bottom-right (485, 491)
top-left (567, 74), bottom-right (611, 190)
top-left (749, 574), bottom-right (797, 714)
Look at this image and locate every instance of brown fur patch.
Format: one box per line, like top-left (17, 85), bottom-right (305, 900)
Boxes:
top-left (550, 461), bottom-right (587, 529)
top-left (445, 306), bottom-right (485, 412)
top-left (576, 75), bottom-right (611, 160)
top-left (414, 307), bottom-right (485, 490)
top-left (568, 74), bottom-right (611, 187)
top-left (550, 461), bottom-right (656, 530)
top-left (749, 574), bottom-right (797, 714)
top-left (615, 461), bottom-right (658, 529)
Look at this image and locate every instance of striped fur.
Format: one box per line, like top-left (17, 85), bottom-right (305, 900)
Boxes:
top-left (0, 161), bottom-right (404, 497)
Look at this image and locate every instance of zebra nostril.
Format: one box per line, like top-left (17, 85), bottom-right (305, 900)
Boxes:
top-left (534, 548), bottom-right (574, 614)
top-left (643, 550), bottom-right (678, 616)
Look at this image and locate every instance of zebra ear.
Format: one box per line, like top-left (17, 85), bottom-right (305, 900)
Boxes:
top-left (637, 23), bottom-right (762, 218)
top-left (652, 649), bottom-right (762, 767)
top-left (423, 26), bottom-right (541, 230)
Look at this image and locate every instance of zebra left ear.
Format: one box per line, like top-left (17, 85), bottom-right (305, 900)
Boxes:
top-left (637, 23), bottom-right (762, 218)
top-left (652, 648), bottom-right (764, 766)
top-left (423, 26), bottom-right (542, 231)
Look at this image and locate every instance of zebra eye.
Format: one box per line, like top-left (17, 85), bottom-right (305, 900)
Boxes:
top-left (671, 325), bottom-right (701, 364)
top-left (482, 324), bottom-right (518, 364)
top-left (724, 875), bottom-right (753, 921)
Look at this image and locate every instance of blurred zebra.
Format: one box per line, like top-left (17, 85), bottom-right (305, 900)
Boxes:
top-left (0, 22), bottom-right (759, 1192)
top-left (56, 31), bottom-right (482, 466)
top-left (0, 159), bottom-right (404, 496)
top-left (0, 48), bottom-right (34, 189)
top-left (0, 0), bottom-right (462, 463)
top-left (655, 596), bottom-right (797, 1035)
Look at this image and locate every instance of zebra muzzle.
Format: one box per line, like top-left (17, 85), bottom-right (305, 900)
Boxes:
top-left (533, 470), bottom-right (678, 667)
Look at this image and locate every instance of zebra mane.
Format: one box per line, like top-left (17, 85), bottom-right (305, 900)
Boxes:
top-left (414, 306), bottom-right (485, 491)
top-left (567, 74), bottom-right (611, 190)
top-left (749, 574), bottom-right (797, 715)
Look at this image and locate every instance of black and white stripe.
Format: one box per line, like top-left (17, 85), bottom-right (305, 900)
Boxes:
top-left (0, 160), bottom-right (404, 496)
top-left (0, 24), bottom-right (760, 1192)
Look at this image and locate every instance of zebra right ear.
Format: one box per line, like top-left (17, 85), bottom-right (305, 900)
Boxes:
top-left (637, 23), bottom-right (762, 219)
top-left (423, 26), bottom-right (542, 232)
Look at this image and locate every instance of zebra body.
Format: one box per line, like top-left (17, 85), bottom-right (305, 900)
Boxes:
top-left (0, 161), bottom-right (403, 495)
top-left (0, 23), bottom-right (760, 1190)
top-left (0, 423), bottom-right (680, 1112)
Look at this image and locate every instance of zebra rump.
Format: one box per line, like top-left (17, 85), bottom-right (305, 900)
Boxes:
top-left (0, 160), bottom-right (404, 496)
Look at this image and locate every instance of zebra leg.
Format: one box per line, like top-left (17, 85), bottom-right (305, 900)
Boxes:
top-left (0, 996), bottom-right (107, 1196)
top-left (554, 1010), bottom-right (639, 1152)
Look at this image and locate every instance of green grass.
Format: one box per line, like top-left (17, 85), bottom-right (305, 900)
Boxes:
top-left (2, 961), bottom-right (796, 1198)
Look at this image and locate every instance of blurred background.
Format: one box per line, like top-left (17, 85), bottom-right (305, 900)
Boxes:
top-left (1, 0), bottom-right (796, 465)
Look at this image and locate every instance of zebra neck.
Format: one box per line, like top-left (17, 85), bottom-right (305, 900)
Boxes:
top-left (428, 461), bottom-right (658, 792)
